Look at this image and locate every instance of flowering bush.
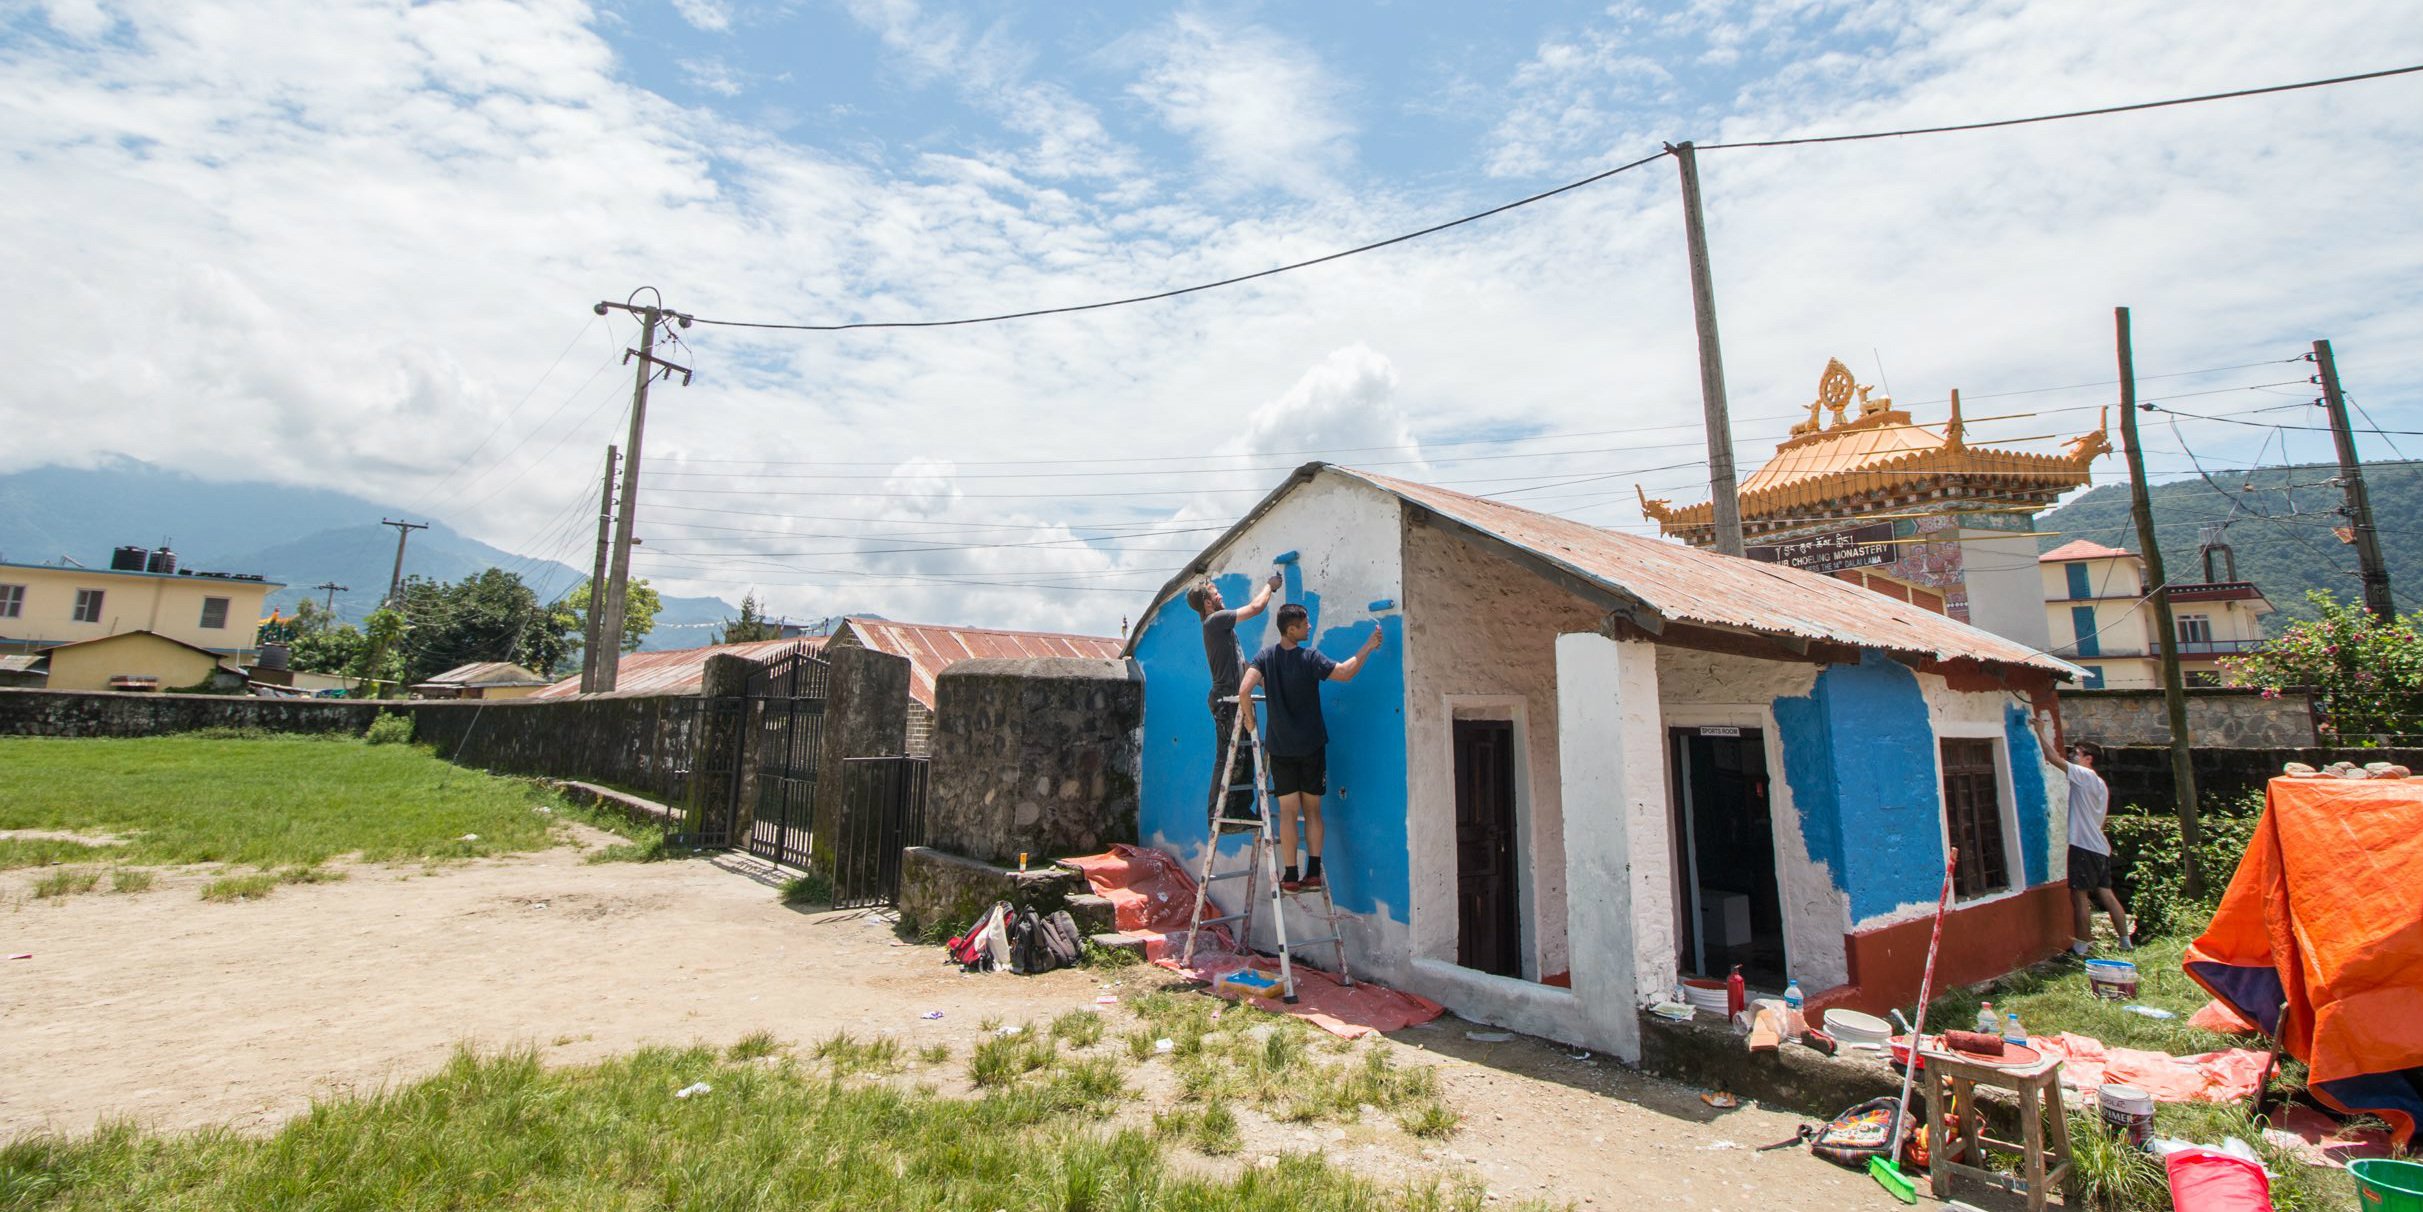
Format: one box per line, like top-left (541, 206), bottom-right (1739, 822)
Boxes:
top-left (2222, 591), bottom-right (2423, 740)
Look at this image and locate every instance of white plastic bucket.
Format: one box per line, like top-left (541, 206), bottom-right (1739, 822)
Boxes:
top-left (2085, 958), bottom-right (2140, 1002)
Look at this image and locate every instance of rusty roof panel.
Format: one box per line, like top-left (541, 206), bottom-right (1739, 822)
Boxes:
top-left (529, 637), bottom-right (822, 699)
top-left (840, 618), bottom-right (1125, 708)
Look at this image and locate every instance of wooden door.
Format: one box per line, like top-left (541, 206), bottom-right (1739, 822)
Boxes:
top-left (1453, 718), bottom-right (1522, 977)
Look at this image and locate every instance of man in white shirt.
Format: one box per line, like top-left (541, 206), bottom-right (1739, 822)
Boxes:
top-left (2036, 711), bottom-right (2131, 955)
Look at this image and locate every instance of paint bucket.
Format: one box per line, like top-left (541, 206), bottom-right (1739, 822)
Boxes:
top-left (2351, 1158), bottom-right (2423, 1212)
top-left (2085, 958), bottom-right (2140, 1002)
top-left (2098, 1084), bottom-right (2155, 1147)
top-left (1682, 979), bottom-right (1731, 1015)
top-left (1822, 1008), bottom-right (1891, 1049)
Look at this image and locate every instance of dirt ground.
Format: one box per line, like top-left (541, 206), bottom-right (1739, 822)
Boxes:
top-left (2, 829), bottom-right (1909, 1209)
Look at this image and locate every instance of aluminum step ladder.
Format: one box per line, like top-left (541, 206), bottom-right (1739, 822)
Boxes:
top-left (1179, 690), bottom-right (1353, 1004)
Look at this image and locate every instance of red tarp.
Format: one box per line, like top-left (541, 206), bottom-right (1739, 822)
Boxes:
top-left (2032, 1032), bottom-right (2271, 1103)
top-left (1062, 844), bottom-right (1443, 1039)
top-left (2183, 777), bottom-right (2423, 1148)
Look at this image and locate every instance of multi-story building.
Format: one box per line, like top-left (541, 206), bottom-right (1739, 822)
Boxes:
top-left (0, 546), bottom-right (282, 686)
top-left (2037, 537), bottom-right (2272, 689)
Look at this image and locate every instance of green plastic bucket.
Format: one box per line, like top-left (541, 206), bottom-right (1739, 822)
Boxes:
top-left (2352, 1158), bottom-right (2423, 1212)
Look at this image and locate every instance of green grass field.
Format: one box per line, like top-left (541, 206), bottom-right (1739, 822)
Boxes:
top-left (0, 736), bottom-right (631, 875)
top-left (0, 1034), bottom-right (1510, 1212)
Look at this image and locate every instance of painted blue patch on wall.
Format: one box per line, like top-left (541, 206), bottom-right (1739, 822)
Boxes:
top-left (2004, 703), bottom-right (2051, 887)
top-left (1774, 650), bottom-right (1946, 923)
top-left (1135, 573), bottom-right (1273, 873)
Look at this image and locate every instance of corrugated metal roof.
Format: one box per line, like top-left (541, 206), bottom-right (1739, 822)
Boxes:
top-left (419, 661), bottom-right (550, 688)
top-left (529, 637), bottom-right (823, 699)
top-left (837, 618), bottom-right (1125, 708)
top-left (1128, 463), bottom-right (2077, 680)
top-left (2039, 539), bottom-right (2134, 562)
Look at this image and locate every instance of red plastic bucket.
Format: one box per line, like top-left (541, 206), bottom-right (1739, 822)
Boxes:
top-left (2166, 1149), bottom-right (2274, 1212)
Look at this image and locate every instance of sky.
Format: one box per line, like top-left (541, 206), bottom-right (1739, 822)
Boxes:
top-left (3, 0), bottom-right (2420, 638)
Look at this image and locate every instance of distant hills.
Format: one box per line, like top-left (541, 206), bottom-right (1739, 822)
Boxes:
top-left (0, 459), bottom-right (739, 650)
top-left (2037, 461), bottom-right (2423, 628)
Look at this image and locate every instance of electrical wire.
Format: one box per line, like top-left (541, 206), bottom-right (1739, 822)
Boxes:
top-left (1695, 63), bottom-right (2423, 150)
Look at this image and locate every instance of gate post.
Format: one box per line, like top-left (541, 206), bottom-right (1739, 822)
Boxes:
top-left (810, 645), bottom-right (910, 871)
top-left (695, 653), bottom-right (757, 846)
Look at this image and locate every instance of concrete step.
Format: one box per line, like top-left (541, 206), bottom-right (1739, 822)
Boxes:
top-left (1063, 892), bottom-right (1118, 935)
top-left (1088, 930), bottom-right (1156, 958)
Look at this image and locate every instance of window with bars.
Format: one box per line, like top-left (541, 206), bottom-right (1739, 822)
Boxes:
top-left (199, 597), bottom-right (230, 629)
top-left (1940, 739), bottom-right (2011, 899)
top-left (72, 589), bottom-right (105, 623)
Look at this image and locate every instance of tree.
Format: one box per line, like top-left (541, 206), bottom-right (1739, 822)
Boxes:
top-left (2222, 590), bottom-right (2423, 740)
top-left (289, 622), bottom-right (365, 675)
top-left (350, 607), bottom-right (409, 697)
top-left (563, 578), bottom-right (662, 659)
top-left (720, 591), bottom-right (780, 644)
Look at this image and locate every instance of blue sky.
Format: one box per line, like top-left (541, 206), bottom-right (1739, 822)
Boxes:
top-left (2, 1), bottom-right (2419, 634)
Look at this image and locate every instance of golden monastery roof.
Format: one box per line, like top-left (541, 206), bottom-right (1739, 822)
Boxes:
top-left (1639, 358), bottom-right (2110, 536)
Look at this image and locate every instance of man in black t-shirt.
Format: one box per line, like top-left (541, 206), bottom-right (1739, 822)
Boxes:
top-left (1187, 572), bottom-right (1281, 819)
top-left (1234, 603), bottom-right (1384, 891)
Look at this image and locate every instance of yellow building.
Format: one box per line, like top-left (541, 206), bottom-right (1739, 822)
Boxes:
top-left (2037, 539), bottom-right (2273, 689)
top-left (42, 631), bottom-right (245, 692)
top-left (0, 555), bottom-right (283, 671)
top-left (1640, 358), bottom-right (2111, 652)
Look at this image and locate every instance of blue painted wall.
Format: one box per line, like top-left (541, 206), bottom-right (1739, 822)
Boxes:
top-left (1135, 570), bottom-right (1409, 921)
top-left (2003, 703), bottom-right (2052, 887)
top-left (1772, 650), bottom-right (1946, 923)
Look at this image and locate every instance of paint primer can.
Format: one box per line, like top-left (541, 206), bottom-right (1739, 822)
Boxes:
top-left (2098, 1084), bottom-right (2155, 1148)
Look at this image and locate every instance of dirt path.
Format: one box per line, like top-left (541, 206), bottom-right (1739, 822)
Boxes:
top-left (1, 836), bottom-right (1890, 1209)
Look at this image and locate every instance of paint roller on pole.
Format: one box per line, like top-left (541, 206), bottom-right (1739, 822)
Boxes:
top-left (1871, 848), bottom-right (1959, 1205)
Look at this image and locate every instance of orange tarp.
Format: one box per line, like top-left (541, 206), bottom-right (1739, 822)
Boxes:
top-left (2183, 777), bottom-right (2423, 1148)
top-left (1063, 844), bottom-right (1442, 1040)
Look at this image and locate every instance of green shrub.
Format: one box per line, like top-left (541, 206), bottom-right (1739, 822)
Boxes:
top-left (2107, 789), bottom-right (2262, 938)
top-left (778, 871), bottom-right (833, 906)
top-left (363, 713), bottom-right (414, 745)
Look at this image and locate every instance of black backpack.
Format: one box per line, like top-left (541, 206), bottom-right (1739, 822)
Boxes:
top-left (1009, 906), bottom-right (1046, 975)
top-left (1041, 910), bottom-right (1083, 970)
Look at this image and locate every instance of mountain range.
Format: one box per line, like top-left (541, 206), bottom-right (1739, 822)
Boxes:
top-left (0, 459), bottom-right (740, 650)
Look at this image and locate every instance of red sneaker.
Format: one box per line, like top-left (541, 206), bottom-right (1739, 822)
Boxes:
top-left (1298, 871), bottom-right (1325, 892)
top-left (1279, 878), bottom-right (1302, 893)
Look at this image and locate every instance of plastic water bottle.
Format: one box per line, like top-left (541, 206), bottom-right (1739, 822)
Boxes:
top-left (1783, 979), bottom-right (1805, 1039)
top-left (1975, 1001), bottom-right (1998, 1036)
top-left (2004, 1011), bottom-right (2027, 1048)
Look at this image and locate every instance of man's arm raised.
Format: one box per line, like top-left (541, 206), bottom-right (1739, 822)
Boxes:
top-left (1327, 625), bottom-right (1386, 683)
top-left (1233, 571), bottom-right (1283, 622)
top-left (2034, 711), bottom-right (2070, 772)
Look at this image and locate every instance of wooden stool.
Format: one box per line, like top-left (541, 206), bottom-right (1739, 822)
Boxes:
top-left (1920, 1047), bottom-right (2075, 1212)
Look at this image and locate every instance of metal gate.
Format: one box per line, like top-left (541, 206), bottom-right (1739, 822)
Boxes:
top-left (832, 755), bottom-right (929, 908)
top-left (666, 694), bottom-right (746, 847)
top-left (743, 645), bottom-right (829, 868)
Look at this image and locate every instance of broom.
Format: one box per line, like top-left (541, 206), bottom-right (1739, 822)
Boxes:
top-left (1870, 848), bottom-right (1958, 1205)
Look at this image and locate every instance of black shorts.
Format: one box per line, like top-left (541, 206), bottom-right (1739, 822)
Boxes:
top-left (1267, 749), bottom-right (1327, 798)
top-left (2067, 845), bottom-right (2113, 892)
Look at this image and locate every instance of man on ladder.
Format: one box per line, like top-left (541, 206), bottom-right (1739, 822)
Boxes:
top-left (1236, 603), bottom-right (1385, 892)
top-left (1186, 571), bottom-right (1281, 823)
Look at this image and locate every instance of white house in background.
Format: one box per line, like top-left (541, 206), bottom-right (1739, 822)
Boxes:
top-left (1128, 463), bottom-right (2084, 1063)
top-left (2038, 538), bottom-right (2273, 689)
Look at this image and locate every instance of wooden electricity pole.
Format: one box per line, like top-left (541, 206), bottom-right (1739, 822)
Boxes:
top-left (1667, 141), bottom-right (1746, 557)
top-left (2312, 339), bottom-right (2396, 621)
top-left (579, 444), bottom-right (619, 694)
top-left (2114, 307), bottom-right (2204, 899)
top-left (379, 519), bottom-right (428, 609)
top-left (590, 292), bottom-right (691, 691)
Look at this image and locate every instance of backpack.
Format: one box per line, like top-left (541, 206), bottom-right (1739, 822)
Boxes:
top-left (946, 902), bottom-right (1015, 972)
top-left (1010, 906), bottom-right (1047, 975)
top-left (1041, 910), bottom-right (1083, 970)
top-left (1809, 1096), bottom-right (1915, 1171)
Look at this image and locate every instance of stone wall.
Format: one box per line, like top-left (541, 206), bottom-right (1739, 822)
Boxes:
top-left (2059, 687), bottom-right (2317, 747)
top-left (2098, 743), bottom-right (2423, 811)
top-left (0, 687), bottom-right (383, 735)
top-left (807, 644), bottom-right (912, 870)
top-left (927, 657), bottom-right (1142, 865)
top-left (408, 695), bottom-right (712, 805)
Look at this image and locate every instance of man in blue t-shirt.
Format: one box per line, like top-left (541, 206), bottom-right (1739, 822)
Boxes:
top-left (1234, 603), bottom-right (1385, 892)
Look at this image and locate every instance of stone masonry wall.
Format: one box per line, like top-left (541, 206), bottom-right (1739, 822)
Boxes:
top-left (2059, 687), bottom-right (2317, 747)
top-left (0, 687), bottom-right (383, 735)
top-left (2098, 743), bottom-right (2423, 811)
top-left (927, 657), bottom-right (1142, 865)
top-left (406, 695), bottom-right (710, 804)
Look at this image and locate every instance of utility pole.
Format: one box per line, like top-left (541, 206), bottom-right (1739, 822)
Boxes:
top-left (2312, 339), bottom-right (2395, 621)
top-left (313, 582), bottom-right (348, 616)
top-left (580, 445), bottom-right (619, 693)
top-left (591, 291), bottom-right (692, 690)
top-left (2114, 307), bottom-right (2204, 899)
top-left (379, 519), bottom-right (428, 610)
top-left (1667, 141), bottom-right (1746, 557)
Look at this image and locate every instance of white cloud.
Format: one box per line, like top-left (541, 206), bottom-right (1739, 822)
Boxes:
top-left (678, 56), bottom-right (743, 96)
top-left (669, 0), bottom-right (729, 34)
top-left (35, 0), bottom-right (116, 40)
top-left (1128, 13), bottom-right (1353, 198)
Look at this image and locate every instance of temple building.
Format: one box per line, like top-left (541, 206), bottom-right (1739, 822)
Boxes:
top-left (1639, 358), bottom-right (2113, 653)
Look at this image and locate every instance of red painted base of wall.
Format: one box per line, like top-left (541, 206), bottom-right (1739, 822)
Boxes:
top-left (1806, 883), bottom-right (2072, 1018)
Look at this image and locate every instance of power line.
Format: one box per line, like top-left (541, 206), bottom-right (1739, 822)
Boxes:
top-left (1696, 62), bottom-right (2423, 150)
